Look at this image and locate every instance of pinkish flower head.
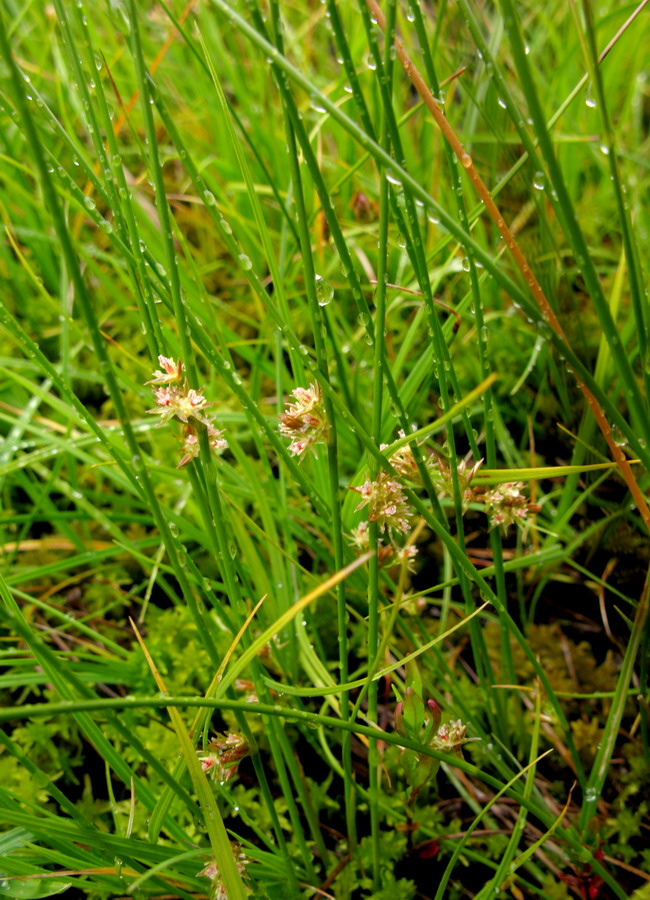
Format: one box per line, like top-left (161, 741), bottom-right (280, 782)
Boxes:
top-left (198, 732), bottom-right (249, 784)
top-left (177, 425), bottom-right (228, 468)
top-left (279, 382), bottom-right (330, 459)
top-left (382, 431), bottom-right (422, 482)
top-left (428, 454), bottom-right (483, 512)
top-left (349, 520), bottom-right (370, 551)
top-left (432, 719), bottom-right (468, 753)
top-left (147, 384), bottom-right (213, 426)
top-left (483, 481), bottom-right (537, 532)
top-left (197, 843), bottom-right (249, 898)
top-left (397, 544), bottom-right (418, 573)
top-left (350, 471), bottom-right (413, 535)
top-left (146, 355), bottom-right (184, 385)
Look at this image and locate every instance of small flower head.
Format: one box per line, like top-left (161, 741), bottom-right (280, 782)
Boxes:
top-left (429, 454), bottom-right (483, 511)
top-left (350, 190), bottom-right (379, 223)
top-left (380, 431), bottom-right (425, 484)
top-left (394, 693), bottom-right (469, 805)
top-left (396, 544), bottom-right (418, 573)
top-left (198, 732), bottom-right (249, 784)
top-left (386, 438), bottom-right (421, 482)
top-left (147, 384), bottom-right (213, 426)
top-left (432, 719), bottom-right (468, 755)
top-left (177, 425), bottom-right (228, 468)
top-left (197, 843), bottom-right (249, 899)
top-left (349, 520), bottom-right (370, 551)
top-left (235, 679), bottom-right (260, 703)
top-left (279, 383), bottom-right (330, 458)
top-left (350, 471), bottom-right (413, 535)
top-left (146, 355), bottom-right (184, 385)
top-left (483, 481), bottom-right (538, 532)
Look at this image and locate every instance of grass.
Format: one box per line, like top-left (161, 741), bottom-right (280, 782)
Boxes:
top-left (1, 0), bottom-right (649, 898)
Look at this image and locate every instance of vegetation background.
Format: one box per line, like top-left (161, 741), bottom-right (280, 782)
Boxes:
top-left (0, 0), bottom-right (649, 898)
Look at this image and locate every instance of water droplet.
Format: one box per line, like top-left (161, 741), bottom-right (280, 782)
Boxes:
top-left (309, 94), bottom-right (327, 114)
top-left (315, 273), bottom-right (334, 306)
top-left (238, 253), bottom-right (252, 270)
top-left (533, 171), bottom-right (545, 190)
top-left (460, 152), bottom-right (472, 168)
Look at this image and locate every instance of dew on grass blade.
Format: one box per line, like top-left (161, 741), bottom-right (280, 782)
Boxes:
top-left (315, 274), bottom-right (333, 306)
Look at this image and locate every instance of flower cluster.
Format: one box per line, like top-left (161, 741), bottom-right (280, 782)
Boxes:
top-left (350, 471), bottom-right (412, 535)
top-left (145, 355), bottom-right (228, 468)
top-left (278, 382), bottom-right (330, 458)
top-left (197, 843), bottom-right (250, 899)
top-left (379, 426), bottom-right (537, 533)
top-left (148, 385), bottom-right (212, 427)
top-left (146, 355), bottom-right (184, 386)
top-left (431, 718), bottom-right (468, 753)
top-left (383, 434), bottom-right (420, 481)
top-left (395, 689), bottom-right (471, 806)
top-left (483, 481), bottom-right (539, 532)
top-left (429, 454), bottom-right (484, 512)
top-left (349, 519), bottom-right (418, 571)
top-left (198, 732), bottom-right (249, 784)
top-left (177, 425), bottom-right (228, 469)
top-left (381, 432), bottom-right (483, 513)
